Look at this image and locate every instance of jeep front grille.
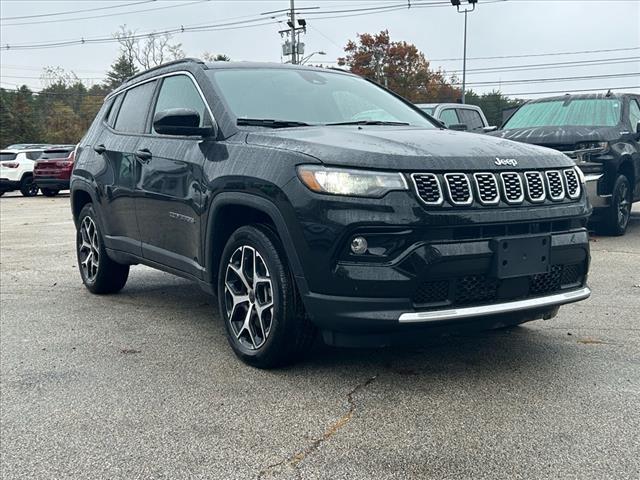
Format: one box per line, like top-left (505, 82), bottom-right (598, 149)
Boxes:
top-left (500, 172), bottom-right (524, 204)
top-left (411, 173), bottom-right (443, 205)
top-left (444, 173), bottom-right (473, 205)
top-left (545, 171), bottom-right (565, 201)
top-left (411, 169), bottom-right (580, 207)
top-left (564, 169), bottom-right (580, 199)
top-left (473, 173), bottom-right (500, 205)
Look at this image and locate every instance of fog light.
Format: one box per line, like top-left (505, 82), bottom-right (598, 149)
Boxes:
top-left (350, 236), bottom-right (368, 255)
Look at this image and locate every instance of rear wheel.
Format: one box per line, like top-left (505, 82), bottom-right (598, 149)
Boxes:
top-left (76, 204), bottom-right (129, 294)
top-left (42, 188), bottom-right (60, 197)
top-left (600, 175), bottom-right (632, 236)
top-left (19, 176), bottom-right (38, 197)
top-left (218, 225), bottom-right (315, 368)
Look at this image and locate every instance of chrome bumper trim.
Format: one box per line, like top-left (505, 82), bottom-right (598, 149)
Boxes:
top-left (584, 174), bottom-right (610, 208)
top-left (398, 287), bottom-right (591, 323)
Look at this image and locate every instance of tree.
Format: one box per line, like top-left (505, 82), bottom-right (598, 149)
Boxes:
top-left (11, 86), bottom-right (41, 144)
top-left (105, 53), bottom-right (139, 90)
top-left (0, 89), bottom-right (16, 148)
top-left (338, 30), bottom-right (461, 103)
top-left (43, 101), bottom-right (83, 144)
top-left (114, 25), bottom-right (185, 70)
top-left (465, 90), bottom-right (524, 127)
top-left (202, 52), bottom-right (230, 62)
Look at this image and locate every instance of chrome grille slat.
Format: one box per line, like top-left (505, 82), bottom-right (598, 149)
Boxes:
top-left (563, 168), bottom-right (580, 199)
top-left (500, 172), bottom-right (525, 204)
top-left (444, 173), bottom-right (473, 205)
top-left (524, 171), bottom-right (546, 203)
top-left (545, 170), bottom-right (565, 201)
top-left (473, 173), bottom-right (500, 205)
top-left (411, 173), bottom-right (443, 205)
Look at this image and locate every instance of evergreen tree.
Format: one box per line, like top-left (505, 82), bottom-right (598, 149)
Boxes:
top-left (11, 86), bottom-right (41, 144)
top-left (0, 89), bottom-right (16, 148)
top-left (105, 53), bottom-right (138, 90)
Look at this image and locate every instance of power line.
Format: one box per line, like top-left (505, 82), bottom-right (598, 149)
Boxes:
top-left (447, 56), bottom-right (640, 75)
top-left (431, 46), bottom-right (640, 62)
top-left (1, 1), bottom-right (207, 27)
top-left (499, 85), bottom-right (640, 97)
top-left (458, 71), bottom-right (640, 87)
top-left (0, 0), bottom-right (153, 21)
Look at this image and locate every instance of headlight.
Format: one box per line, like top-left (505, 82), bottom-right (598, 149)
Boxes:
top-left (297, 165), bottom-right (408, 198)
top-left (575, 141), bottom-right (608, 153)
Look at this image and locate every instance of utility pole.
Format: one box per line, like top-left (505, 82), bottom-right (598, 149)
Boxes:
top-left (290, 0), bottom-right (297, 64)
top-left (451, 0), bottom-right (477, 104)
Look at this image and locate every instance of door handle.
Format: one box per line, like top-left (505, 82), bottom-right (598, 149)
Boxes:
top-left (93, 144), bottom-right (106, 154)
top-left (135, 149), bottom-right (152, 162)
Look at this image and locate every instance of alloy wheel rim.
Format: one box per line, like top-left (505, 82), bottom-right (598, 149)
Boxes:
top-left (224, 245), bottom-right (274, 350)
top-left (27, 180), bottom-right (38, 196)
top-left (78, 216), bottom-right (100, 282)
top-left (618, 183), bottom-right (631, 228)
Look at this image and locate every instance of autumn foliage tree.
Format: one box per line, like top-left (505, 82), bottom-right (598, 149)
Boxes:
top-left (338, 30), bottom-right (461, 103)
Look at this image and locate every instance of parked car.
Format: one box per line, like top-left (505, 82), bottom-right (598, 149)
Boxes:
top-left (0, 146), bottom-right (49, 197)
top-left (34, 145), bottom-right (77, 196)
top-left (415, 103), bottom-right (497, 133)
top-left (491, 92), bottom-right (640, 235)
top-left (71, 59), bottom-right (591, 368)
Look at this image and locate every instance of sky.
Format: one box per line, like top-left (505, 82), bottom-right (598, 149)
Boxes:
top-left (0, 0), bottom-right (639, 98)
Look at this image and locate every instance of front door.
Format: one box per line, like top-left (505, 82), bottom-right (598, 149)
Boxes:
top-left (135, 74), bottom-right (211, 278)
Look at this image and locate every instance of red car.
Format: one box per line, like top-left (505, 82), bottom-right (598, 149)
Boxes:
top-left (33, 145), bottom-right (77, 196)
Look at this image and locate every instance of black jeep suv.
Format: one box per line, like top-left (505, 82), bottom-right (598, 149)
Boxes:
top-left (71, 59), bottom-right (592, 368)
top-left (492, 93), bottom-right (640, 235)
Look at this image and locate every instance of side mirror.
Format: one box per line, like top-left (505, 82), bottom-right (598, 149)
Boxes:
top-left (449, 123), bottom-right (468, 131)
top-left (153, 108), bottom-right (213, 137)
top-left (483, 126), bottom-right (498, 133)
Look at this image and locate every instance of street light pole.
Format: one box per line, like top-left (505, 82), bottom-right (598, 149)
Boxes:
top-left (290, 0), bottom-right (297, 64)
top-left (451, 0), bottom-right (477, 104)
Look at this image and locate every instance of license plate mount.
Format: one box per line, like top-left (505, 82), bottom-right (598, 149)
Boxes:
top-left (492, 235), bottom-right (551, 279)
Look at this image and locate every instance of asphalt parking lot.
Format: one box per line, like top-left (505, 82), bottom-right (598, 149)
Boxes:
top-left (1, 192), bottom-right (639, 480)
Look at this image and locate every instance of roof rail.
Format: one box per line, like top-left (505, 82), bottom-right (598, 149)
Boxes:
top-left (124, 57), bottom-right (205, 84)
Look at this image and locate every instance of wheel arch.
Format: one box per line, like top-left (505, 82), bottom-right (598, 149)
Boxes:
top-left (618, 156), bottom-right (636, 190)
top-left (204, 193), bottom-right (307, 293)
top-left (71, 186), bottom-right (96, 226)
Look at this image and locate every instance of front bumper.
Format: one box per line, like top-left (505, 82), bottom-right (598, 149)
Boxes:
top-left (584, 173), bottom-right (610, 209)
top-left (301, 228), bottom-right (590, 340)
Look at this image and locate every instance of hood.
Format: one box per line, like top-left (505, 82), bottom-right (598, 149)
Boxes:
top-left (490, 125), bottom-right (623, 148)
top-left (245, 125), bottom-right (573, 171)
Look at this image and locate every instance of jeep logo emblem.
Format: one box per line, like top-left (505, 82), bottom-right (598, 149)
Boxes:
top-left (495, 157), bottom-right (518, 167)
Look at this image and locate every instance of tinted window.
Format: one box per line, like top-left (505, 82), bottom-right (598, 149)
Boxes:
top-left (628, 99), bottom-right (640, 129)
top-left (439, 109), bottom-right (459, 127)
top-left (114, 81), bottom-right (157, 133)
top-left (107, 94), bottom-right (124, 127)
top-left (40, 150), bottom-right (72, 159)
top-left (153, 75), bottom-right (208, 132)
top-left (25, 151), bottom-right (44, 160)
top-left (458, 109), bottom-right (484, 131)
top-left (208, 68), bottom-right (436, 128)
top-left (0, 152), bottom-right (17, 161)
top-left (504, 98), bottom-right (622, 128)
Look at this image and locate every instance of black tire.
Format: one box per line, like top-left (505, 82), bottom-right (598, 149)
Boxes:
top-left (0, 191), bottom-right (5, 197)
top-left (76, 203), bottom-right (129, 294)
top-left (218, 225), bottom-right (315, 369)
top-left (600, 175), bottom-right (632, 236)
top-left (42, 188), bottom-right (60, 197)
top-left (19, 176), bottom-right (38, 197)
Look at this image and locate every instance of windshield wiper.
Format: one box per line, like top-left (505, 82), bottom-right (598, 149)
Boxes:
top-left (237, 118), bottom-right (311, 128)
top-left (326, 120), bottom-right (410, 126)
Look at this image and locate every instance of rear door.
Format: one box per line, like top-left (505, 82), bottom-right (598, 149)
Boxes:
top-left (97, 81), bottom-right (157, 255)
top-left (134, 73), bottom-right (211, 278)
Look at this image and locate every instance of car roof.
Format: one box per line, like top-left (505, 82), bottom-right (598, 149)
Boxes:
top-left (111, 58), bottom-right (356, 98)
top-left (416, 103), bottom-right (479, 109)
top-left (525, 92), bottom-right (636, 103)
top-left (0, 148), bottom-right (48, 153)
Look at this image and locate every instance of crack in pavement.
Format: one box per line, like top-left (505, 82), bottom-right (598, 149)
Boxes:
top-left (257, 374), bottom-right (378, 480)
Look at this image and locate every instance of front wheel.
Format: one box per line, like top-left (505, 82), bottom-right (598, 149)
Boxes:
top-left (76, 204), bottom-right (129, 294)
top-left (42, 188), bottom-right (60, 197)
top-left (19, 176), bottom-right (38, 197)
top-left (600, 175), bottom-right (632, 236)
top-left (218, 225), bottom-right (315, 368)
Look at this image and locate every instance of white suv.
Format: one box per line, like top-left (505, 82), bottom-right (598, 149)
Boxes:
top-left (0, 147), bottom-right (48, 197)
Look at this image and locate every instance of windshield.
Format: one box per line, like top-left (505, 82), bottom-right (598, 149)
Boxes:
top-left (40, 150), bottom-right (72, 159)
top-left (419, 107), bottom-right (435, 115)
top-left (504, 98), bottom-right (622, 128)
top-left (207, 68), bottom-right (436, 128)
